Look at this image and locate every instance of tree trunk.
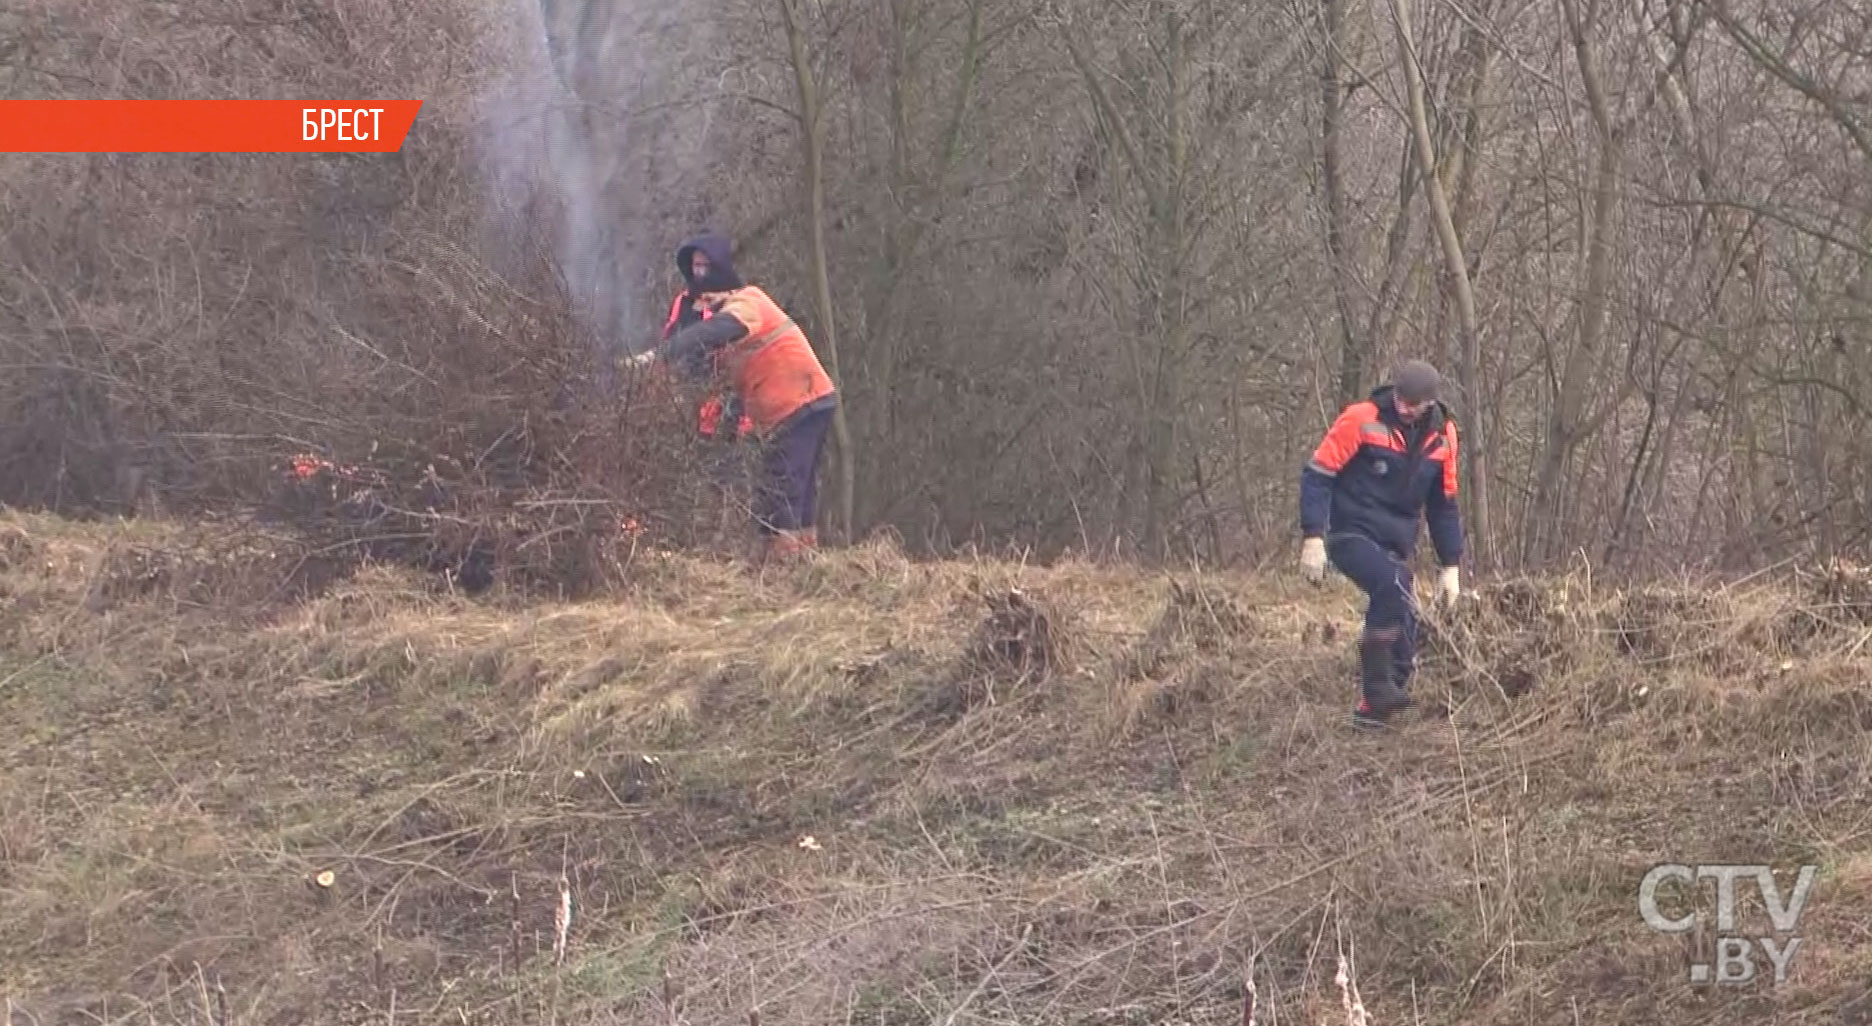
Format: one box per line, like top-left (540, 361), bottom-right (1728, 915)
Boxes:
top-left (1387, 0), bottom-right (1487, 567)
top-left (1445, 18), bottom-right (1495, 571)
top-left (1141, 8), bottom-right (1191, 560)
top-left (779, 0), bottom-right (857, 543)
top-left (1530, 0), bottom-right (1625, 564)
top-left (1318, 0), bottom-right (1367, 407)
top-left (1059, 5), bottom-right (1195, 561)
top-left (859, 0), bottom-right (983, 533)
top-left (1363, 139), bottom-right (1419, 374)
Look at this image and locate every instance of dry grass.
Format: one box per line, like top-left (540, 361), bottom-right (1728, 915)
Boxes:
top-left (3, 510), bottom-right (1872, 1025)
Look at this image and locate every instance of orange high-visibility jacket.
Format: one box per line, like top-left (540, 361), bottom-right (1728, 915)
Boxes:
top-left (702, 285), bottom-right (836, 437)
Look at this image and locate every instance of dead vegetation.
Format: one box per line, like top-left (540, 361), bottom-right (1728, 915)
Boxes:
top-left (967, 587), bottom-right (1079, 685)
top-left (3, 511), bottom-right (1872, 1025)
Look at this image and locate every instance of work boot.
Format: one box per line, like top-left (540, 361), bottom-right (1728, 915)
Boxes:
top-left (1351, 697), bottom-right (1389, 731)
top-left (1355, 638), bottom-right (1413, 728)
top-left (765, 529), bottom-right (818, 564)
top-left (1392, 636), bottom-right (1416, 695)
top-left (1352, 679), bottom-right (1413, 728)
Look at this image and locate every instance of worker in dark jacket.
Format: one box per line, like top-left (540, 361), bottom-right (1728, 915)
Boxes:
top-left (628, 233), bottom-right (839, 562)
top-left (662, 286), bottom-right (752, 444)
top-left (661, 254), bottom-right (753, 534)
top-left (1299, 359), bottom-right (1464, 729)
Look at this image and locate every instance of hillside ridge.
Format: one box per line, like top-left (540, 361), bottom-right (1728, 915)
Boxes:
top-left (3, 511), bottom-right (1872, 1025)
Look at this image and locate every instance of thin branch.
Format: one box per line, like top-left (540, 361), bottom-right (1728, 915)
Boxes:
top-left (1701, 0), bottom-right (1872, 163)
top-left (1635, 195), bottom-right (1872, 261)
top-left (1056, 10), bottom-right (1164, 215)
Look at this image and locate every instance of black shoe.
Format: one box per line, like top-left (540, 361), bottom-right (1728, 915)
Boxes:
top-left (1350, 680), bottom-right (1413, 730)
top-left (1363, 676), bottom-right (1413, 717)
top-left (1351, 705), bottom-right (1392, 731)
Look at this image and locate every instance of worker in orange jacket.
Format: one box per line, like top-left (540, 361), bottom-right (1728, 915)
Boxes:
top-left (628, 233), bottom-right (839, 561)
top-left (1299, 359), bottom-right (1464, 730)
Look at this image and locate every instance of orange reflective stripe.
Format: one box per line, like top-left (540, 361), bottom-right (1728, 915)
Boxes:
top-left (664, 293), bottom-right (715, 339)
top-left (663, 292), bottom-right (686, 336)
top-left (739, 316), bottom-right (799, 355)
top-left (1358, 421), bottom-right (1404, 451)
top-left (1308, 401), bottom-right (1374, 476)
top-left (1441, 420), bottom-right (1460, 497)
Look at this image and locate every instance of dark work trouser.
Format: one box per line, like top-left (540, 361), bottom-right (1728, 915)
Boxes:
top-left (1326, 531), bottom-right (1418, 705)
top-left (752, 400), bottom-right (835, 536)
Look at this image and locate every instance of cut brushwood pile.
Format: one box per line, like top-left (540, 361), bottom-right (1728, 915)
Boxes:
top-left (3, 510), bottom-right (1871, 1026)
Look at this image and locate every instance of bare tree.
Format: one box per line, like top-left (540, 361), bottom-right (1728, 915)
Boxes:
top-left (6, 0), bottom-right (1872, 576)
top-left (1386, 0), bottom-right (1492, 563)
top-left (778, 0), bottom-right (859, 541)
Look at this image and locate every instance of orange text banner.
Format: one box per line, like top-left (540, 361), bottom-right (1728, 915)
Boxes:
top-left (0, 101), bottom-right (424, 152)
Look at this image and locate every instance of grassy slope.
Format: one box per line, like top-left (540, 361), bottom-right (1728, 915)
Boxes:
top-left (3, 511), bottom-right (1872, 1026)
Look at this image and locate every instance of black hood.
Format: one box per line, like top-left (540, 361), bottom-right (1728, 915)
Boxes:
top-left (676, 233), bottom-right (744, 293)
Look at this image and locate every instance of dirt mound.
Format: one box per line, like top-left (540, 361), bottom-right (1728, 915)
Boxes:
top-left (80, 528), bottom-right (357, 615)
top-left (4, 512), bottom-right (1872, 1026)
top-left (1135, 578), bottom-right (1254, 664)
top-left (1108, 579), bottom-right (1257, 734)
top-left (1781, 560), bottom-right (1872, 644)
top-left (967, 586), bottom-right (1078, 683)
top-left (1416, 566), bottom-right (1872, 712)
top-left (0, 523), bottom-right (35, 571)
top-left (1417, 576), bottom-right (1581, 705)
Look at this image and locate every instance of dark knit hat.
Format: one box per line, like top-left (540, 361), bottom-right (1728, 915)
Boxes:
top-left (1392, 359), bottom-right (1441, 403)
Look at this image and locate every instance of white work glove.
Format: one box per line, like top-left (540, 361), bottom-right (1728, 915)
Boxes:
top-left (625, 350), bottom-right (657, 369)
top-left (1437, 565), bottom-right (1460, 606)
top-left (1300, 536), bottom-right (1327, 584)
